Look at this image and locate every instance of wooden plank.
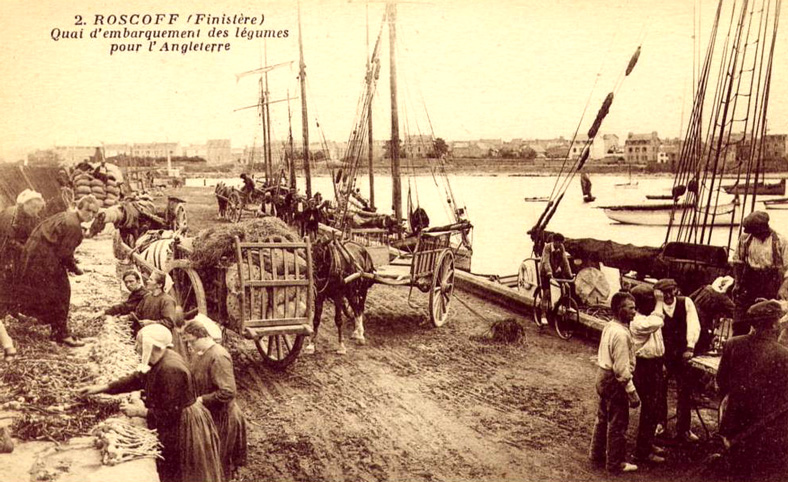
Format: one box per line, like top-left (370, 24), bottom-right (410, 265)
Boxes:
top-left (238, 242), bottom-right (309, 249)
top-left (244, 324), bottom-right (313, 338)
top-left (234, 236), bottom-right (248, 333)
top-left (244, 279), bottom-right (311, 287)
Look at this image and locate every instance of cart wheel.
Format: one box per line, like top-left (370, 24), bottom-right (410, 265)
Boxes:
top-left (517, 258), bottom-right (539, 292)
top-left (254, 334), bottom-right (305, 370)
top-left (531, 289), bottom-right (545, 327)
top-left (172, 203), bottom-right (188, 232)
top-left (429, 250), bottom-right (455, 327)
top-left (227, 191), bottom-right (243, 223)
top-left (553, 296), bottom-right (579, 341)
top-left (168, 265), bottom-right (207, 318)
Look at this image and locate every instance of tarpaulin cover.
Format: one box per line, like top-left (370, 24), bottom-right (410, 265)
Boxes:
top-left (564, 237), bottom-right (662, 275)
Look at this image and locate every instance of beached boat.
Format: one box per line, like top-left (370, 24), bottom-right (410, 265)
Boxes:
top-left (722, 178), bottom-right (785, 195)
top-left (601, 200), bottom-right (739, 226)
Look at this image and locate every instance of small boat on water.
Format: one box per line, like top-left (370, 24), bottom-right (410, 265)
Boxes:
top-left (601, 199), bottom-right (740, 226)
top-left (722, 178), bottom-right (785, 195)
top-left (524, 196), bottom-right (549, 202)
top-left (764, 197), bottom-right (788, 210)
top-left (645, 194), bottom-right (674, 200)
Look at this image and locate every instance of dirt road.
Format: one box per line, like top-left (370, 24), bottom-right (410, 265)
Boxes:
top-left (227, 285), bottom-right (719, 482)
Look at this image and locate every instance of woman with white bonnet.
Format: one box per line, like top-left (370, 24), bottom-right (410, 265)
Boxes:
top-left (78, 324), bottom-right (223, 482)
top-left (183, 317), bottom-right (247, 478)
top-left (689, 275), bottom-right (736, 354)
top-left (0, 189), bottom-right (46, 316)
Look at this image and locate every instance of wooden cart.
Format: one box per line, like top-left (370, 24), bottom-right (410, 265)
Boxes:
top-left (122, 234), bottom-right (314, 370)
top-left (349, 228), bottom-right (457, 327)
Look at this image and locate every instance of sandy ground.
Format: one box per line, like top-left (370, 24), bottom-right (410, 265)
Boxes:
top-left (144, 186), bottom-right (726, 482)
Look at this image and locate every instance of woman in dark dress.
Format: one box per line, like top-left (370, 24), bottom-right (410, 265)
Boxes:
top-left (79, 324), bottom-right (223, 482)
top-left (0, 189), bottom-right (46, 318)
top-left (183, 319), bottom-right (247, 479)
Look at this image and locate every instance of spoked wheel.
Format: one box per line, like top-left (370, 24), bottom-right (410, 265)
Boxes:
top-left (167, 264), bottom-right (207, 319)
top-left (429, 250), bottom-right (455, 327)
top-left (226, 191), bottom-right (243, 223)
top-left (254, 334), bottom-right (305, 370)
top-left (172, 203), bottom-right (188, 232)
top-left (531, 289), bottom-right (546, 327)
top-left (517, 258), bottom-right (539, 292)
top-left (553, 296), bottom-right (579, 340)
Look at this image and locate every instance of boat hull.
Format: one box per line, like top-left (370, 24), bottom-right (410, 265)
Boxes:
top-left (602, 203), bottom-right (739, 226)
top-left (722, 179), bottom-right (785, 195)
top-left (764, 197), bottom-right (788, 210)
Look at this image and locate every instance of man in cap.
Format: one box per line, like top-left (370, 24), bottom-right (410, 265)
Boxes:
top-left (629, 285), bottom-right (668, 464)
top-left (538, 233), bottom-right (573, 326)
top-left (589, 291), bottom-right (641, 474)
top-left (260, 191), bottom-right (277, 218)
top-left (716, 299), bottom-right (788, 478)
top-left (732, 211), bottom-right (788, 336)
top-left (654, 278), bottom-right (701, 442)
top-left (689, 276), bottom-right (736, 354)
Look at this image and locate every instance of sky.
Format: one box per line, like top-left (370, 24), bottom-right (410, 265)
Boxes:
top-left (1, 0), bottom-right (786, 162)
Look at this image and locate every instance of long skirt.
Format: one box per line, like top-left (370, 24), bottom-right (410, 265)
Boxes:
top-left (211, 401), bottom-right (248, 478)
top-left (159, 401), bottom-right (223, 482)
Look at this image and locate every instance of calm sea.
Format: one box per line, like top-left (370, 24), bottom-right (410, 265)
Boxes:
top-left (187, 174), bottom-right (788, 277)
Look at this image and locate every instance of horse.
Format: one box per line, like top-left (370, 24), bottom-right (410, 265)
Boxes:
top-left (214, 182), bottom-right (231, 219)
top-left (308, 234), bottom-right (375, 355)
top-left (87, 198), bottom-right (159, 246)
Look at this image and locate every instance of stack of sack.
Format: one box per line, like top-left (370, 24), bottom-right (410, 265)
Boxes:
top-left (105, 178), bottom-right (120, 207)
top-left (71, 170), bottom-right (119, 208)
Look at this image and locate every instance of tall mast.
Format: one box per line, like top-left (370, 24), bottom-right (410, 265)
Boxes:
top-left (298, 1), bottom-right (312, 198)
top-left (264, 43), bottom-right (273, 183)
top-left (259, 75), bottom-right (268, 183)
top-left (366, 3), bottom-right (375, 209)
top-left (287, 89), bottom-right (296, 191)
top-left (387, 2), bottom-right (402, 237)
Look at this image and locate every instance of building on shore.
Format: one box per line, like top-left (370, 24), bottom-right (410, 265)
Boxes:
top-left (625, 132), bottom-right (660, 164)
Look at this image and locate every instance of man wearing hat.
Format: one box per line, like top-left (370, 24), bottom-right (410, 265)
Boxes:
top-left (654, 278), bottom-right (701, 442)
top-left (732, 211), bottom-right (788, 336)
top-left (716, 299), bottom-right (788, 478)
top-left (629, 285), bottom-right (668, 464)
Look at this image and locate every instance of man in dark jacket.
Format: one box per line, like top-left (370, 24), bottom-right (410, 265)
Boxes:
top-left (716, 299), bottom-right (788, 479)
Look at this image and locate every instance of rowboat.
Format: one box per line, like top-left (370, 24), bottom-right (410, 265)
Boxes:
top-left (601, 200), bottom-right (739, 226)
top-left (722, 178), bottom-right (785, 195)
top-left (764, 197), bottom-right (788, 210)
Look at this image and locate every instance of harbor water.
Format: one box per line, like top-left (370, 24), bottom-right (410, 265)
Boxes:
top-left (187, 174), bottom-right (788, 277)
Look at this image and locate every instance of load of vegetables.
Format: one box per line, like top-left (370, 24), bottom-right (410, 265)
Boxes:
top-left (92, 419), bottom-right (162, 466)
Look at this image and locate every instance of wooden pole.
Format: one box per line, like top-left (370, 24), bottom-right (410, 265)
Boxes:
top-left (287, 90), bottom-right (296, 191)
top-left (298, 1), bottom-right (312, 198)
top-left (367, 3), bottom-right (375, 210)
top-left (387, 2), bottom-right (402, 237)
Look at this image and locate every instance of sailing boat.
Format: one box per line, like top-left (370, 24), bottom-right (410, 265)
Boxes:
top-left (331, 3), bottom-right (473, 268)
top-left (529, 0), bottom-right (780, 296)
top-left (614, 163), bottom-right (638, 188)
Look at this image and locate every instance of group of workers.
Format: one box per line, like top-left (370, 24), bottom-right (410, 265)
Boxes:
top-left (239, 173), bottom-right (330, 238)
top-left (0, 186), bottom-right (247, 481)
top-left (589, 210), bottom-right (788, 478)
top-left (0, 190), bottom-right (100, 349)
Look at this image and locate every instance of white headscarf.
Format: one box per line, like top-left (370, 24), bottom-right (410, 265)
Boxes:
top-left (136, 324), bottom-right (173, 373)
top-left (711, 276), bottom-right (735, 294)
top-left (16, 189), bottom-right (44, 205)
